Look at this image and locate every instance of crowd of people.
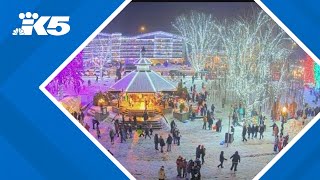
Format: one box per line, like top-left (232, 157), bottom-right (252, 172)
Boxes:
top-left (158, 149), bottom-right (241, 180)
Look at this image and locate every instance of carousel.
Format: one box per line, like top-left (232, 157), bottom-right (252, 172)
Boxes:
top-left (108, 47), bottom-right (177, 117)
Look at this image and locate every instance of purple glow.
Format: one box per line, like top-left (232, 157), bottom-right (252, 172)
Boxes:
top-left (46, 52), bottom-right (84, 95)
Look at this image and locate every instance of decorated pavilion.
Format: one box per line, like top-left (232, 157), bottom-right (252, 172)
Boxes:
top-left (108, 47), bottom-right (177, 116)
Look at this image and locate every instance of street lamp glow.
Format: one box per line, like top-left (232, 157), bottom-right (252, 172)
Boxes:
top-left (140, 26), bottom-right (146, 32)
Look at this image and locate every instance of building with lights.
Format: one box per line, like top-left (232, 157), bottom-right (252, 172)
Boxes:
top-left (83, 31), bottom-right (185, 65)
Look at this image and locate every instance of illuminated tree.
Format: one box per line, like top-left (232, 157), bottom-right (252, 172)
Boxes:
top-left (216, 11), bottom-right (292, 113)
top-left (46, 52), bottom-right (84, 97)
top-left (172, 12), bottom-right (219, 72)
top-left (304, 55), bottom-right (315, 84)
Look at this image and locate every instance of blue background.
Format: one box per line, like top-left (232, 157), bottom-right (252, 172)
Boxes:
top-left (0, 0), bottom-right (128, 179)
top-left (0, 0), bottom-right (319, 179)
top-left (260, 0), bottom-right (320, 179)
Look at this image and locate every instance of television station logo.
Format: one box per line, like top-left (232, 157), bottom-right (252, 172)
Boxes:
top-left (13, 12), bottom-right (70, 36)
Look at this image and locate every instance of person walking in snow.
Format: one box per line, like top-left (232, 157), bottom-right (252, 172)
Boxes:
top-left (230, 151), bottom-right (240, 171)
top-left (145, 126), bottom-right (151, 139)
top-left (217, 151), bottom-right (227, 168)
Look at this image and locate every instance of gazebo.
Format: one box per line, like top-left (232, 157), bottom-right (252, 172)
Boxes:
top-left (108, 48), bottom-right (177, 116)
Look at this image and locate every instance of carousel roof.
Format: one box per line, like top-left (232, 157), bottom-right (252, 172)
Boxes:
top-left (109, 49), bottom-right (176, 93)
top-left (109, 71), bottom-right (176, 93)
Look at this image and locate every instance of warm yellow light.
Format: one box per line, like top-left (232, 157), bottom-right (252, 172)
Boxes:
top-left (140, 26), bottom-right (146, 32)
top-left (282, 106), bottom-right (287, 113)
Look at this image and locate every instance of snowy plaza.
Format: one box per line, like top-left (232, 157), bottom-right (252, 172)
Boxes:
top-left (45, 2), bottom-right (320, 180)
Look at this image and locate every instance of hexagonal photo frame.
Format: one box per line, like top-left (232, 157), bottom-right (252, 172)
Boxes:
top-left (40, 1), bottom-right (320, 180)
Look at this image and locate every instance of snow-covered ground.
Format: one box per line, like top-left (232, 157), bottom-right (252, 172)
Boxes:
top-left (84, 103), bottom-right (311, 180)
top-left (60, 75), bottom-right (318, 180)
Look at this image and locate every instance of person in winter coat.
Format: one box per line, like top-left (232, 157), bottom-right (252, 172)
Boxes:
top-left (120, 128), bottom-right (126, 143)
top-left (154, 134), bottom-right (159, 150)
top-left (182, 158), bottom-right (187, 178)
top-left (254, 125), bottom-right (259, 138)
top-left (128, 125), bottom-right (133, 139)
top-left (176, 156), bottom-right (183, 177)
top-left (217, 151), bottom-right (227, 168)
top-left (274, 135), bottom-right (279, 152)
top-left (109, 128), bottom-right (115, 144)
top-left (251, 125), bottom-right (255, 139)
top-left (186, 160), bottom-right (194, 180)
top-left (216, 119), bottom-right (222, 132)
top-left (247, 124), bottom-right (251, 139)
top-left (201, 145), bottom-right (206, 164)
top-left (166, 134), bottom-right (173, 152)
top-left (202, 116), bottom-right (207, 130)
top-left (158, 166), bottom-right (166, 180)
top-left (208, 116), bottom-right (213, 130)
top-left (145, 127), bottom-right (151, 139)
top-left (230, 151), bottom-right (240, 171)
top-left (176, 130), bottom-right (181, 146)
top-left (242, 125), bottom-right (248, 142)
top-left (259, 124), bottom-right (265, 139)
top-left (171, 120), bottom-right (176, 133)
top-left (196, 145), bottom-right (201, 159)
top-left (159, 136), bottom-right (165, 153)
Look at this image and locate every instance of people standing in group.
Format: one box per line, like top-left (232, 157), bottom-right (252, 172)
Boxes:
top-left (166, 134), bottom-right (173, 152)
top-left (230, 151), bottom-right (241, 171)
top-left (158, 166), bottom-right (166, 180)
top-left (217, 151), bottom-right (227, 168)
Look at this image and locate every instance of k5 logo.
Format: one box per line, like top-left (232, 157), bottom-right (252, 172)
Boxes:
top-left (12, 12), bottom-right (70, 36)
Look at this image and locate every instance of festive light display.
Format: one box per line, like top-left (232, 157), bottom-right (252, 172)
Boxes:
top-left (172, 12), bottom-right (219, 72)
top-left (46, 51), bottom-right (84, 96)
top-left (304, 55), bottom-right (315, 84)
top-left (83, 31), bottom-right (184, 63)
top-left (215, 11), bottom-right (292, 111)
top-left (314, 62), bottom-right (320, 88)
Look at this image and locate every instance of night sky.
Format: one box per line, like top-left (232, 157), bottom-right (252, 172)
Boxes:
top-left (103, 2), bottom-right (258, 35)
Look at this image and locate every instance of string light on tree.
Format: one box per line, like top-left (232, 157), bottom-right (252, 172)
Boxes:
top-left (303, 55), bottom-right (315, 84)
